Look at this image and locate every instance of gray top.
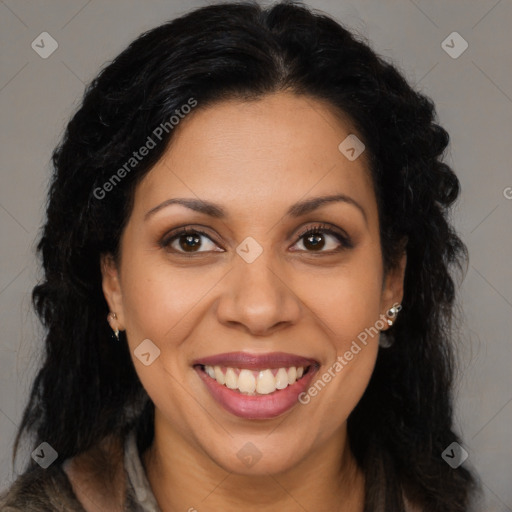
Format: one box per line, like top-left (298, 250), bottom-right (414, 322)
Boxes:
top-left (0, 427), bottom-right (163, 512)
top-left (123, 428), bottom-right (161, 512)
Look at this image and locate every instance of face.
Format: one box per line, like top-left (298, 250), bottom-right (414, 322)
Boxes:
top-left (102, 91), bottom-right (405, 476)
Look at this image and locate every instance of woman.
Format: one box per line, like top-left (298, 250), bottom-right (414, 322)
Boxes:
top-left (0, 1), bottom-right (481, 510)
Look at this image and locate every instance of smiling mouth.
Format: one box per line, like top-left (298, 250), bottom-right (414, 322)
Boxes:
top-left (195, 364), bottom-right (313, 396)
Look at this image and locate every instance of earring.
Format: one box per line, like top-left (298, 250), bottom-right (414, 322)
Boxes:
top-left (385, 303), bottom-right (401, 327)
top-left (378, 332), bottom-right (393, 348)
top-left (379, 303), bottom-right (401, 348)
top-left (108, 312), bottom-right (120, 341)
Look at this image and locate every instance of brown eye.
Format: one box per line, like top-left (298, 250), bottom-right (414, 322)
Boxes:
top-left (305, 232), bottom-right (327, 250)
top-left (160, 228), bottom-right (222, 254)
top-left (292, 224), bottom-right (353, 253)
top-left (177, 233), bottom-right (202, 252)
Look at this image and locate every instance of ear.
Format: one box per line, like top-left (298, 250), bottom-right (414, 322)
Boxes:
top-left (380, 245), bottom-right (407, 326)
top-left (100, 253), bottom-right (125, 330)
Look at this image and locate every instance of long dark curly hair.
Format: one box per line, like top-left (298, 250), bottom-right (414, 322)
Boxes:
top-left (11, 1), bottom-right (480, 510)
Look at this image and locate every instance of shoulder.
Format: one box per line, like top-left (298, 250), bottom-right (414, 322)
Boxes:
top-left (0, 462), bottom-right (85, 512)
top-left (0, 434), bottom-right (127, 512)
top-left (62, 434), bottom-right (127, 512)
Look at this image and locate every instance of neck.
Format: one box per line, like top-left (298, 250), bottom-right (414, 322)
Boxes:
top-left (143, 413), bottom-right (365, 512)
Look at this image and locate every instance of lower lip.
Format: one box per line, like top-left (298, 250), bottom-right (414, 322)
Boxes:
top-left (195, 365), bottom-right (319, 420)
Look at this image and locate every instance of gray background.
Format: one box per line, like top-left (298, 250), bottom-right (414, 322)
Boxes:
top-left (1, 0), bottom-right (511, 510)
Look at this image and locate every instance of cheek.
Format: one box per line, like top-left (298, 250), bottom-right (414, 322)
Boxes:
top-left (118, 260), bottom-right (211, 424)
top-left (293, 250), bottom-right (383, 419)
top-left (120, 257), bottom-right (224, 344)
top-left (297, 252), bottom-right (384, 342)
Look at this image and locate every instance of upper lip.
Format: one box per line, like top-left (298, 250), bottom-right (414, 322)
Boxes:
top-left (193, 351), bottom-right (319, 370)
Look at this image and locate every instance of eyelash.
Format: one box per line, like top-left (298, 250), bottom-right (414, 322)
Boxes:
top-left (295, 223), bottom-right (353, 251)
top-left (159, 223), bottom-right (353, 256)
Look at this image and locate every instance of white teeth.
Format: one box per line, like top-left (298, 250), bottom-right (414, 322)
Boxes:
top-left (203, 365), bottom-right (307, 395)
top-left (256, 369), bottom-right (275, 395)
top-left (287, 366), bottom-right (297, 385)
top-left (214, 365), bottom-right (225, 385)
top-left (225, 368), bottom-right (238, 389)
top-left (238, 369), bottom-right (256, 394)
top-left (275, 368), bottom-right (289, 389)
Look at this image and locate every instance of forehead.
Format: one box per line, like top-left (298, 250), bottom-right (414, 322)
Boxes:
top-left (133, 92), bottom-right (376, 222)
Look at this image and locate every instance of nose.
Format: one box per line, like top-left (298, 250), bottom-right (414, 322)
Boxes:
top-left (215, 249), bottom-right (302, 337)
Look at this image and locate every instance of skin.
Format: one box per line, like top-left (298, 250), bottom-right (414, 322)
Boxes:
top-left (101, 91), bottom-right (406, 512)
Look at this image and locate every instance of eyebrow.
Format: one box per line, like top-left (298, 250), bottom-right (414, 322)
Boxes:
top-left (144, 194), bottom-right (367, 225)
